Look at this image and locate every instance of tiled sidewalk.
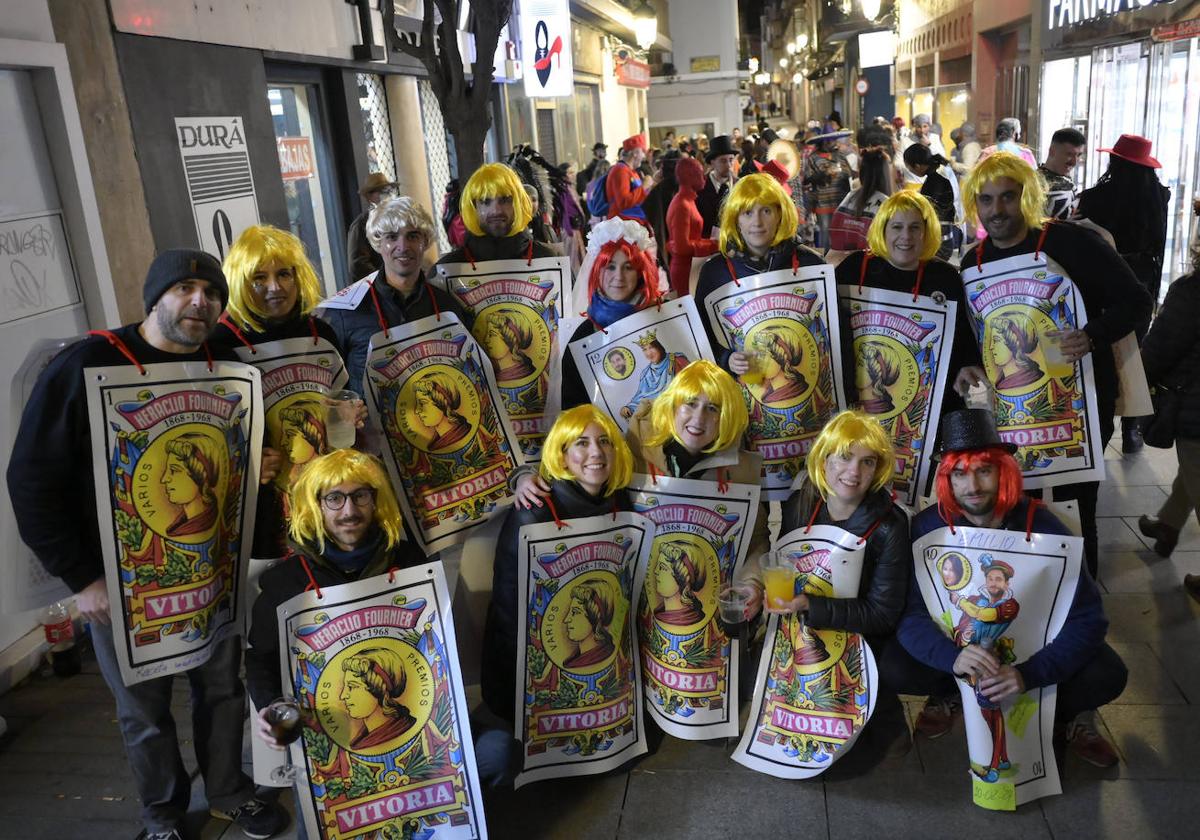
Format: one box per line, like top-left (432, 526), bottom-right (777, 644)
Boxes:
top-left (1, 444), bottom-right (1197, 839)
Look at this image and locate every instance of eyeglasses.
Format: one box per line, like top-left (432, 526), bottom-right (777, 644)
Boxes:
top-left (319, 488), bottom-right (377, 510)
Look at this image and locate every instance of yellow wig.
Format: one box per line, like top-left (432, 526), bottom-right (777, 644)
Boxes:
top-left (646, 360), bottom-right (748, 453)
top-left (539, 404), bottom-right (633, 496)
top-left (223, 225), bottom-right (324, 333)
top-left (288, 449), bottom-right (404, 551)
top-left (459, 163), bottom-right (534, 237)
top-left (805, 409), bottom-right (895, 498)
top-left (962, 151), bottom-right (1046, 231)
top-left (718, 173), bottom-right (799, 255)
top-left (867, 191), bottom-right (943, 263)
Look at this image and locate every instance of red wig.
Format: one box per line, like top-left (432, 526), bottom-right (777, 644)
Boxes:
top-left (587, 239), bottom-right (662, 306)
top-left (934, 446), bottom-right (1023, 523)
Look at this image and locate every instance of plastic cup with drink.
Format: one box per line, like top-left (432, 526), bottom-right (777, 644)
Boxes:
top-left (761, 551), bottom-right (798, 611)
top-left (324, 389), bottom-right (360, 449)
top-left (739, 347), bottom-right (767, 387)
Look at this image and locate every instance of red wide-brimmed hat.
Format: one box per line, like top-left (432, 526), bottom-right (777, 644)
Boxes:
top-left (621, 134), bottom-right (648, 152)
top-left (1098, 134), bottom-right (1160, 169)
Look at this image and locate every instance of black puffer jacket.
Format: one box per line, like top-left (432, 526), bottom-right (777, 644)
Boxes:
top-left (779, 478), bottom-right (910, 639)
top-left (481, 481), bottom-right (633, 721)
top-left (1142, 271), bottom-right (1200, 438)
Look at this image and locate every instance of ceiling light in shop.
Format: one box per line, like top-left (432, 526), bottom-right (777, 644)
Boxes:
top-left (786, 42), bottom-right (796, 55)
top-left (795, 33), bottom-right (809, 51)
top-left (779, 57), bottom-right (788, 68)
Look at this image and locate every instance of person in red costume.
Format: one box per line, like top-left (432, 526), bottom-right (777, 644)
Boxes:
top-left (666, 156), bottom-right (719, 297)
top-left (606, 134), bottom-right (657, 222)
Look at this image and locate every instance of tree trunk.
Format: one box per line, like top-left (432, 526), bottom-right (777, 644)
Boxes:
top-left (450, 119), bottom-right (490, 187)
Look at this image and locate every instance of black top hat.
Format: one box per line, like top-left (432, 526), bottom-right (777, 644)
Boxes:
top-left (705, 135), bottom-right (738, 161)
top-left (936, 409), bottom-right (1018, 456)
top-left (592, 142), bottom-right (608, 152)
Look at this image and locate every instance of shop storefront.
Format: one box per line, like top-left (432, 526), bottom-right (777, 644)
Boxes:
top-left (1040, 4), bottom-right (1200, 288)
top-left (894, 3), bottom-right (973, 152)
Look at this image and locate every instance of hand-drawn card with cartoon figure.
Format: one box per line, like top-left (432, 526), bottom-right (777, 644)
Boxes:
top-left (232, 336), bottom-right (348, 490)
top-left (86, 361), bottom-right (263, 685)
top-left (628, 473), bottom-right (760, 739)
top-left (912, 525), bottom-right (1082, 809)
top-left (570, 297), bottom-right (715, 434)
top-left (838, 284), bottom-right (955, 507)
top-left (962, 252), bottom-right (1105, 489)
top-left (732, 525), bottom-right (878, 778)
top-left (514, 512), bottom-right (654, 787)
top-left (702, 266), bottom-right (847, 501)
top-left (435, 257), bottom-right (569, 463)
top-left (364, 314), bottom-right (518, 554)
top-left (278, 563), bottom-right (487, 839)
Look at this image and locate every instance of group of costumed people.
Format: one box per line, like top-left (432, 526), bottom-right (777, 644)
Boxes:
top-left (8, 148), bottom-right (1143, 839)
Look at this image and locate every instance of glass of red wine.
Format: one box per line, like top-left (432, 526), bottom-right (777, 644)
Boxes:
top-left (265, 697), bottom-right (303, 784)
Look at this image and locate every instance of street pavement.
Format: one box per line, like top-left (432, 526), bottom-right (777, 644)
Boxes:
top-left (1, 441), bottom-right (1197, 839)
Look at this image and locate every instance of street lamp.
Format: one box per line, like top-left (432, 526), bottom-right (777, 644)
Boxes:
top-left (861, 0), bottom-right (882, 21)
top-left (795, 33), bottom-right (809, 51)
top-left (779, 57), bottom-right (788, 69)
top-left (631, 1), bottom-right (658, 50)
top-left (754, 71), bottom-right (771, 86)
top-left (786, 42), bottom-right (797, 55)
top-left (748, 57), bottom-right (760, 73)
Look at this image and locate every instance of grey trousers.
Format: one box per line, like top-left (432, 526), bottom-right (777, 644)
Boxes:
top-left (1157, 437), bottom-right (1200, 530)
top-left (91, 620), bottom-right (254, 832)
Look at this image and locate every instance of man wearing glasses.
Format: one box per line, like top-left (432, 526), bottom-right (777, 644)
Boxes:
top-left (245, 448), bottom-right (423, 720)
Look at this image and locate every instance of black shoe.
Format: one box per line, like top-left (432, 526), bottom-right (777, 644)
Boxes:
top-left (210, 797), bottom-right (287, 839)
top-left (1122, 423), bottom-right (1144, 454)
top-left (1138, 515), bottom-right (1179, 558)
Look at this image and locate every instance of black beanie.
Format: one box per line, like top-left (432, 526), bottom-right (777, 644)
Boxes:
top-left (142, 248), bottom-right (229, 314)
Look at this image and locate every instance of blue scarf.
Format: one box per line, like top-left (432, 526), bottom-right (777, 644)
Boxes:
top-left (587, 293), bottom-right (640, 328)
top-left (323, 526), bottom-right (383, 576)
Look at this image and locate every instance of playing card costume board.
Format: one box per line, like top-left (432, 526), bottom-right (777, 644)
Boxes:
top-left (569, 297), bottom-right (715, 434)
top-left (363, 314), bottom-right (518, 554)
top-left (629, 473), bottom-right (761, 739)
top-left (962, 250), bottom-right (1105, 488)
top-left (86, 360), bottom-right (262, 685)
top-left (435, 257), bottom-right (569, 463)
top-left (514, 511), bottom-right (654, 787)
top-left (838, 283), bottom-right (955, 507)
top-left (913, 523), bottom-right (1083, 809)
top-left (277, 563), bottom-right (487, 838)
top-left (701, 265), bottom-right (847, 500)
top-left (732, 525), bottom-right (878, 778)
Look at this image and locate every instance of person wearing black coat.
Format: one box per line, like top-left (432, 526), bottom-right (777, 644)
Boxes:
top-left (765, 410), bottom-right (912, 761)
top-left (963, 152), bottom-right (1152, 580)
top-left (481, 405), bottom-right (636, 723)
top-left (1137, 266), bottom-right (1200, 559)
top-left (319, 196), bottom-right (472, 396)
top-left (835, 191), bottom-right (986, 422)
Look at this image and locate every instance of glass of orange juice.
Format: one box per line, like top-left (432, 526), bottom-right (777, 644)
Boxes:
top-left (761, 552), bottom-right (796, 609)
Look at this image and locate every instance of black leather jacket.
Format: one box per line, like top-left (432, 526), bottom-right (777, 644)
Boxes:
top-left (780, 479), bottom-right (910, 638)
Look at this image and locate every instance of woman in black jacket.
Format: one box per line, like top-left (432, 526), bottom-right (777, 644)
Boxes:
top-left (761, 410), bottom-right (912, 760)
top-left (835, 191), bottom-right (986, 414)
top-left (1137, 258), bottom-right (1200, 563)
top-left (902, 143), bottom-right (958, 259)
top-left (481, 404), bottom-right (636, 722)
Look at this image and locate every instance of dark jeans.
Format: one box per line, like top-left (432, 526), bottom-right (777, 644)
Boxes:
top-left (876, 635), bottom-right (1128, 727)
top-left (91, 621), bottom-right (254, 833)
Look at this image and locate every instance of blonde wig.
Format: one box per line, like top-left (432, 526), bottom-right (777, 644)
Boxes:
top-left (962, 151), bottom-right (1046, 231)
top-left (867, 191), bottom-right (943, 263)
top-left (459, 163), bottom-right (533, 237)
top-left (288, 449), bottom-right (404, 551)
top-left (223, 225), bottom-right (323, 333)
top-left (646, 360), bottom-right (748, 453)
top-left (366, 196), bottom-right (435, 251)
top-left (805, 409), bottom-right (895, 498)
top-left (539, 404), bottom-right (633, 496)
top-left (718, 173), bottom-right (799, 255)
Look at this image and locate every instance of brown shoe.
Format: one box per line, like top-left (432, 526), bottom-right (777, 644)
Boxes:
top-left (914, 695), bottom-right (961, 739)
top-left (1138, 515), bottom-right (1180, 558)
top-left (1065, 712), bottom-right (1119, 768)
top-left (1185, 574), bottom-right (1200, 605)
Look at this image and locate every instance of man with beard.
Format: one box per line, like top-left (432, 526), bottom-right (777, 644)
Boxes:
top-left (439, 163), bottom-right (558, 267)
top-left (882, 409), bottom-right (1126, 769)
top-left (7, 250), bottom-right (288, 840)
top-left (961, 153), bottom-right (1150, 581)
